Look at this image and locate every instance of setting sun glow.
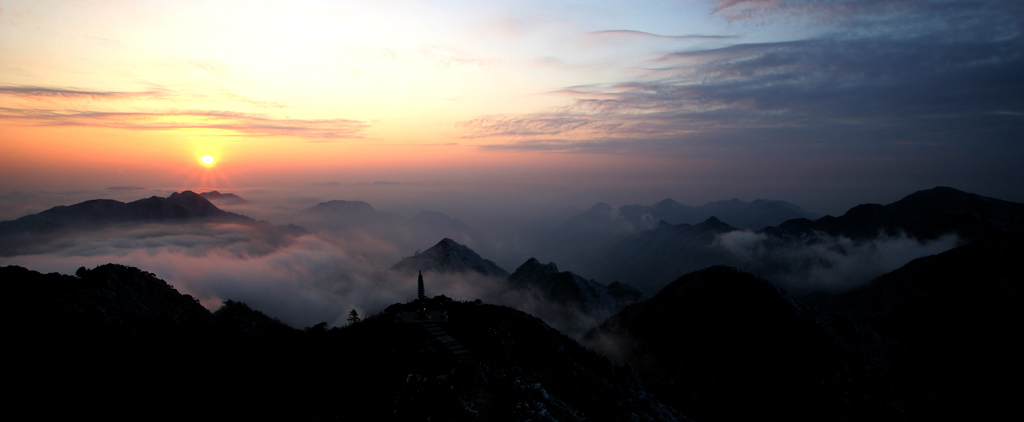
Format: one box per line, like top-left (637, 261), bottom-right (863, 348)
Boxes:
top-left (201, 155), bottom-right (215, 166)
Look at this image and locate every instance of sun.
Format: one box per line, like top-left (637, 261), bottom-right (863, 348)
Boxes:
top-left (201, 155), bottom-right (215, 166)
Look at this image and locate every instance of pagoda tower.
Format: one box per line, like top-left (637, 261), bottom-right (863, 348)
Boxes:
top-left (417, 270), bottom-right (425, 301)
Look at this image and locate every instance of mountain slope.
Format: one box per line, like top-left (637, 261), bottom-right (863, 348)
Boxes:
top-left (765, 186), bottom-right (1024, 242)
top-left (4, 263), bottom-right (682, 421)
top-left (805, 233), bottom-right (1024, 418)
top-left (584, 187), bottom-right (1023, 295)
top-left (294, 200), bottom-right (497, 264)
top-left (296, 199), bottom-right (404, 231)
top-left (3, 263), bottom-right (218, 340)
top-left (619, 197), bottom-right (820, 231)
top-left (199, 190), bottom-right (249, 205)
top-left (0, 190), bottom-right (251, 232)
top-left (508, 258), bottom-right (643, 314)
top-left (586, 217), bottom-right (741, 294)
top-left (585, 266), bottom-right (916, 421)
top-left (535, 197), bottom-right (818, 272)
top-left (391, 238), bottom-right (509, 278)
top-left (0, 191), bottom-right (305, 257)
top-left (0, 191), bottom-right (306, 256)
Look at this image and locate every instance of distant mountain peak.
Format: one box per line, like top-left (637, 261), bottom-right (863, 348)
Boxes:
top-left (909, 186), bottom-right (964, 196)
top-left (508, 257), bottom-right (644, 315)
top-left (1, 190), bottom-right (244, 228)
top-left (518, 257), bottom-right (559, 274)
top-left (653, 198), bottom-right (684, 208)
top-left (391, 238), bottom-right (509, 278)
top-left (437, 237), bottom-right (459, 247)
top-left (614, 196), bottom-right (819, 231)
top-left (587, 202), bottom-right (614, 214)
top-left (167, 190), bottom-right (223, 217)
top-left (303, 199), bottom-right (376, 214)
top-left (199, 190), bottom-right (249, 205)
top-left (0, 191), bottom-right (281, 256)
top-left (693, 216), bottom-right (736, 232)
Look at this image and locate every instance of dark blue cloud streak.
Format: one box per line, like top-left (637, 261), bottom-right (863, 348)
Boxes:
top-left (462, 0), bottom-right (1022, 197)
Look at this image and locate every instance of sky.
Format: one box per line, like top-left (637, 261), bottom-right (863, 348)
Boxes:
top-left (1, 0), bottom-right (1022, 219)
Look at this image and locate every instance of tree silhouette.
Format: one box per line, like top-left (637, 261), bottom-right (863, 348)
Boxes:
top-left (348, 309), bottom-right (360, 324)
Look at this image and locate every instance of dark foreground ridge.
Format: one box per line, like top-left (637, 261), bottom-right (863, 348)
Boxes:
top-left (586, 233), bottom-right (1024, 421)
top-left (3, 264), bottom-right (680, 421)
top-left (586, 266), bottom-right (890, 421)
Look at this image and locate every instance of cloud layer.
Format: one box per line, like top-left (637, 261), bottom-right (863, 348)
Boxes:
top-left (0, 85), bottom-right (368, 139)
top-left (0, 217), bottom-right (599, 336)
top-left (459, 0), bottom-right (1023, 197)
top-left (716, 229), bottom-right (960, 293)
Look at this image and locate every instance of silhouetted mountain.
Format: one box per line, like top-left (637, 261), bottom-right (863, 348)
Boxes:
top-left (3, 263), bottom-right (218, 340)
top-left (537, 202), bottom-right (635, 265)
top-left (533, 197), bottom-right (817, 281)
top-left (212, 299), bottom-right (298, 337)
top-left (0, 190), bottom-right (250, 232)
top-left (765, 186), bottom-right (1024, 242)
top-left (581, 187), bottom-right (1024, 295)
top-left (586, 217), bottom-right (741, 294)
top-left (804, 233), bottom-right (1024, 418)
top-left (508, 258), bottom-right (644, 314)
top-left (296, 199), bottom-right (402, 231)
top-left (295, 200), bottom-right (497, 264)
top-left (303, 198), bottom-right (379, 215)
top-left (2, 263), bottom-right (299, 342)
top-left (585, 266), bottom-right (929, 421)
top-left (199, 190), bottom-right (249, 205)
top-left (619, 198), bottom-right (694, 229)
top-left (392, 238), bottom-right (509, 278)
top-left (392, 242), bottom-right (643, 337)
top-left (409, 210), bottom-right (494, 255)
top-left (5, 263), bottom-right (681, 421)
top-left (620, 197), bottom-right (820, 230)
top-left (703, 198), bottom-right (822, 229)
top-left (0, 191), bottom-right (307, 256)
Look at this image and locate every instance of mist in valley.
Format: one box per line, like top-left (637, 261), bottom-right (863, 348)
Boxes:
top-left (0, 186), bottom-right (968, 337)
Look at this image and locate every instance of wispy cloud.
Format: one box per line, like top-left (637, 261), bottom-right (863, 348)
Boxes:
top-left (420, 46), bottom-right (503, 68)
top-left (711, 0), bottom-right (1023, 28)
top-left (458, 114), bottom-right (600, 138)
top-left (460, 1), bottom-right (1023, 160)
top-left (588, 30), bottom-right (737, 40)
top-left (0, 85), bottom-right (368, 139)
top-left (0, 107), bottom-right (368, 139)
top-left (710, 0), bottom-right (908, 21)
top-left (0, 86), bottom-right (163, 100)
top-left (0, 108), bottom-right (367, 139)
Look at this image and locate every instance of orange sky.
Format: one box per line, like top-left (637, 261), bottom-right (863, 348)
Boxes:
top-left (2, 0), bottom-right (1021, 216)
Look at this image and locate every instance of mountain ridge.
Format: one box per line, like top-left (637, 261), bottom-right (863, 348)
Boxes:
top-left (764, 186), bottom-right (1024, 242)
top-left (391, 237), bottom-right (510, 278)
top-left (4, 263), bottom-right (682, 421)
top-left (585, 266), bottom-right (930, 421)
top-left (508, 257), bottom-right (644, 314)
top-left (0, 191), bottom-right (307, 256)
